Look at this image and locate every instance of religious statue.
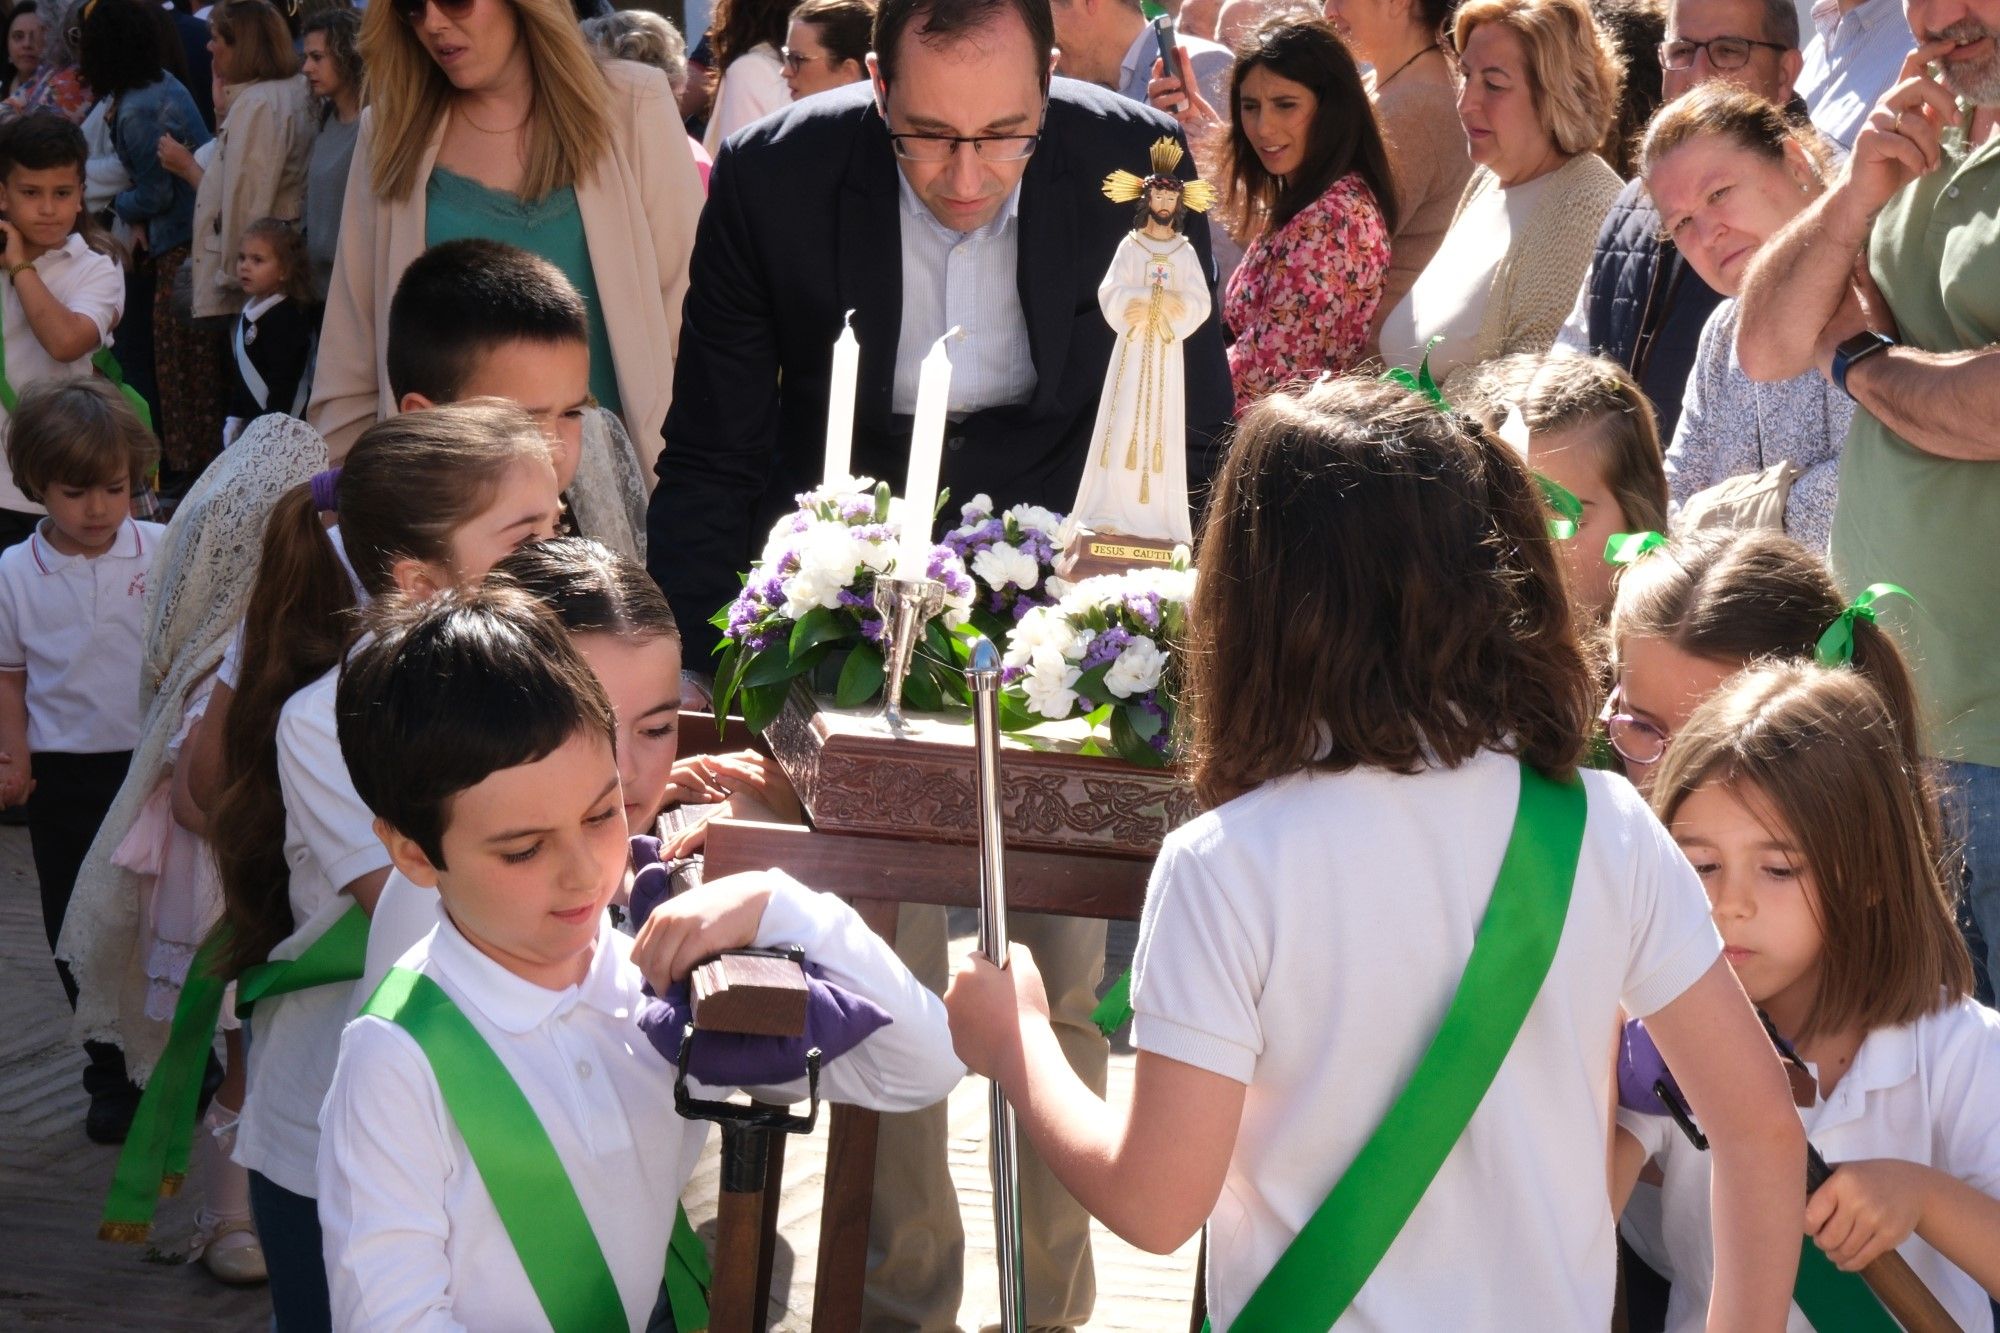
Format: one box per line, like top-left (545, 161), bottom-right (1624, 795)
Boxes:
top-left (1061, 138), bottom-right (1215, 578)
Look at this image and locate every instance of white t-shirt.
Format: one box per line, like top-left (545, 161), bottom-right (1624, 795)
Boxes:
top-left (319, 875), bottom-right (963, 1330)
top-left (0, 235), bottom-right (126, 514)
top-left (1620, 996), bottom-right (2000, 1333)
top-left (702, 43), bottom-right (788, 155)
top-left (0, 517), bottom-right (162, 752)
top-left (1377, 170), bottom-right (1558, 385)
top-left (1132, 750), bottom-right (1722, 1329)
top-left (234, 654), bottom-right (390, 1197)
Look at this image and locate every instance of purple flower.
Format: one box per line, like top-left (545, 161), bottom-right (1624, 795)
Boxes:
top-left (1082, 626), bottom-right (1132, 672)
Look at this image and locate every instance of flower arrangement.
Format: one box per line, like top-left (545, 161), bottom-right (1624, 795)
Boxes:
top-left (939, 494), bottom-right (1072, 641)
top-left (1000, 559), bottom-right (1195, 767)
top-left (710, 479), bottom-right (974, 730)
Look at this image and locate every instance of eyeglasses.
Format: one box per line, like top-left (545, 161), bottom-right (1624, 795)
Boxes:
top-left (1658, 36), bottom-right (1789, 71)
top-left (780, 47), bottom-right (833, 74)
top-left (394, 0), bottom-right (476, 25)
top-left (1602, 688), bottom-right (1670, 767)
top-left (888, 132), bottom-right (1040, 162)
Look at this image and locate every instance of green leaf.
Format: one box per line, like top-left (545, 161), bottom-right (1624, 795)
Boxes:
top-left (902, 664), bottom-right (943, 713)
top-left (1125, 703), bottom-right (1163, 740)
top-left (711, 643), bottom-right (748, 720)
top-left (835, 642), bottom-right (886, 707)
top-left (741, 639), bottom-right (800, 688)
top-left (1084, 702), bottom-right (1114, 727)
top-left (740, 680), bottom-right (791, 733)
top-left (1072, 663), bottom-right (1114, 709)
top-left (788, 606), bottom-right (846, 659)
top-left (1110, 708), bottom-right (1169, 767)
top-left (997, 690), bottom-right (1042, 731)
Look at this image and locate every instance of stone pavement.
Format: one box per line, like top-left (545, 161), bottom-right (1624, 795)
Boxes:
top-left (0, 829), bottom-right (1198, 1329)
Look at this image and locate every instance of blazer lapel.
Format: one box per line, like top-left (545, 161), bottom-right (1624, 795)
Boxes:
top-left (1018, 133), bottom-right (1076, 420)
top-left (839, 108), bottom-right (905, 429)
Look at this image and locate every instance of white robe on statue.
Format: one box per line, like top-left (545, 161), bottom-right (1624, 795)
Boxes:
top-left (1070, 229), bottom-right (1209, 545)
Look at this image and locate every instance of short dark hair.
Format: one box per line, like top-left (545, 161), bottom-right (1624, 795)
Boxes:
top-left (1185, 377), bottom-right (1595, 807)
top-left (385, 239), bottom-right (589, 403)
top-left (0, 112), bottom-right (87, 181)
top-left (491, 536), bottom-right (682, 645)
top-left (76, 0), bottom-right (166, 96)
top-left (872, 0), bottom-right (1054, 87)
top-left (792, 0), bottom-right (875, 67)
top-left (6, 377), bottom-right (158, 503)
top-left (337, 584), bottom-right (617, 868)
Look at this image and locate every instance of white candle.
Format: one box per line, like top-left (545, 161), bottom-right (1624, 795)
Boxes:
top-left (901, 327), bottom-right (958, 574)
top-left (823, 310), bottom-right (858, 486)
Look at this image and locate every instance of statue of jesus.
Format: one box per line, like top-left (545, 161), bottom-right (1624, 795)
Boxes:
top-left (1066, 139), bottom-right (1216, 554)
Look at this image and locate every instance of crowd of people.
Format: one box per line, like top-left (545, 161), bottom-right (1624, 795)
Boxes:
top-left (1, 0), bottom-right (1994, 1326)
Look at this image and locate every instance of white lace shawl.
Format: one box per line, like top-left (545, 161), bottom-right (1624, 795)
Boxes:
top-left (571, 407), bottom-right (648, 565)
top-left (57, 415), bottom-right (329, 1079)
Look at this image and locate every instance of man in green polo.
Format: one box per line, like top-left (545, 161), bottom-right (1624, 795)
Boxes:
top-left (1736, 10), bottom-right (2000, 996)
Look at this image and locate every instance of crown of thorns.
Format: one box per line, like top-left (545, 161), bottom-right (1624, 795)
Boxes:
top-left (1102, 138), bottom-right (1215, 213)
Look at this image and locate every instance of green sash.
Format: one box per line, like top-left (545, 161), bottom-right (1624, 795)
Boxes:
top-left (1090, 968), bottom-right (1133, 1037)
top-left (1794, 1237), bottom-right (1901, 1331)
top-left (362, 967), bottom-right (713, 1333)
top-left (0, 299), bottom-right (154, 431)
top-left (1227, 762), bottom-right (1587, 1329)
top-left (100, 905), bottom-right (370, 1241)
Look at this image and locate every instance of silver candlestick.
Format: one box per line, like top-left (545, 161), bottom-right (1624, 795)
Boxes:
top-left (966, 635), bottom-right (1027, 1332)
top-left (872, 575), bottom-right (946, 727)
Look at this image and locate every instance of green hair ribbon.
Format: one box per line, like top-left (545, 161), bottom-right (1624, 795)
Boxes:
top-left (1603, 531), bottom-right (1667, 567)
top-left (1533, 473), bottom-right (1582, 541)
top-left (1379, 336), bottom-right (1449, 411)
top-left (1814, 582), bottom-right (1913, 666)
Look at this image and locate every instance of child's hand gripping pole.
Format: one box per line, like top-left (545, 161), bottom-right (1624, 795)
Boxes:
top-left (967, 634), bottom-right (1029, 1333)
top-left (1622, 1020), bottom-right (1963, 1333)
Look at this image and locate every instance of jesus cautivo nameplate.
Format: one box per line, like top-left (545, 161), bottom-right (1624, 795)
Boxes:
top-left (1084, 541), bottom-right (1175, 564)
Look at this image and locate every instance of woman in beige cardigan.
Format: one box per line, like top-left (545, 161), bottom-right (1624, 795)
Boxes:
top-left (1376, 0), bottom-right (1623, 393)
top-left (311, 0), bottom-right (703, 469)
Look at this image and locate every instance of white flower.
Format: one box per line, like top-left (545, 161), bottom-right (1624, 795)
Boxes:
top-left (956, 493), bottom-right (996, 526)
top-left (1043, 575), bottom-right (1073, 601)
top-left (1103, 637), bottom-right (1166, 698)
top-left (971, 542), bottom-right (1040, 592)
top-left (780, 521), bottom-right (863, 616)
top-left (1022, 646), bottom-right (1082, 719)
top-left (1007, 504), bottom-right (1065, 539)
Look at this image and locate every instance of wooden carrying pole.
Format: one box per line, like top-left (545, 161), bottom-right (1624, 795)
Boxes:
top-left (1807, 1147), bottom-right (1961, 1333)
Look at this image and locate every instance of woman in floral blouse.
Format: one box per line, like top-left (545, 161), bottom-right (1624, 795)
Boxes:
top-left (1209, 18), bottom-right (1396, 410)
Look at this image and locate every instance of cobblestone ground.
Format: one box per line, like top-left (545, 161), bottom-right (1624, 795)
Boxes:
top-left (0, 832), bottom-right (1198, 1329)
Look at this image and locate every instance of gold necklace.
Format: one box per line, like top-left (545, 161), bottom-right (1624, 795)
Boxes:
top-left (455, 96), bottom-right (533, 135)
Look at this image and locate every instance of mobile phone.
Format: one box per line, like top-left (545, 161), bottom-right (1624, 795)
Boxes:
top-left (1148, 12), bottom-right (1184, 113)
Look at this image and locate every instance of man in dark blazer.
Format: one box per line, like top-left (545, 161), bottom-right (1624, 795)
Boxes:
top-left (648, 0), bottom-right (1230, 1326)
top-left (648, 0), bottom-right (1232, 665)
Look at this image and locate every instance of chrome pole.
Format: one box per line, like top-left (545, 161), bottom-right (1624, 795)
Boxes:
top-left (965, 635), bottom-right (1027, 1332)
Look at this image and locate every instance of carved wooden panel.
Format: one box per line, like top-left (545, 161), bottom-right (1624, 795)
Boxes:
top-left (763, 683), bottom-right (1199, 859)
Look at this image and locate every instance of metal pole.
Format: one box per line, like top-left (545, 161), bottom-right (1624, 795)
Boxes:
top-left (966, 635), bottom-right (1028, 1332)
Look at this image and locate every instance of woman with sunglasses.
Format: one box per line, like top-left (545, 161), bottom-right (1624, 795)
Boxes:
top-left (1, 0), bottom-right (88, 123)
top-left (782, 0), bottom-right (871, 101)
top-left (1604, 527), bottom-right (1930, 803)
top-left (702, 0), bottom-right (794, 151)
top-left (311, 0), bottom-right (703, 471)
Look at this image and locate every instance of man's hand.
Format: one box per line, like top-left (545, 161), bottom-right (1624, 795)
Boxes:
top-left (1806, 1159), bottom-right (1936, 1271)
top-left (1147, 48), bottom-right (1221, 137)
top-left (630, 870), bottom-right (774, 991)
top-left (1842, 44), bottom-right (1960, 220)
top-left (944, 943), bottom-right (1049, 1083)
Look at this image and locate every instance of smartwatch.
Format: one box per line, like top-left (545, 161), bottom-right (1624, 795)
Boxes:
top-left (1831, 330), bottom-right (1895, 399)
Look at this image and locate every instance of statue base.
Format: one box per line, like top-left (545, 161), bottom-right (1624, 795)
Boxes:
top-left (1054, 528), bottom-right (1181, 582)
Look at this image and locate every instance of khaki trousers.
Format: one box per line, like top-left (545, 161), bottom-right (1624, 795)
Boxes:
top-left (862, 903), bottom-right (1109, 1331)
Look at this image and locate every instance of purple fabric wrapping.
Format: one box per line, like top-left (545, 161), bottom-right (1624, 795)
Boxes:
top-left (308, 467), bottom-right (342, 513)
top-left (1618, 1019), bottom-right (1677, 1115)
top-left (626, 836), bottom-right (892, 1088)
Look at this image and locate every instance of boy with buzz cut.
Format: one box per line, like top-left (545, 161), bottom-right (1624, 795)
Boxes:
top-left (0, 114), bottom-right (127, 552)
top-left (320, 587), bottom-right (959, 1331)
top-left (382, 238), bottom-right (649, 563)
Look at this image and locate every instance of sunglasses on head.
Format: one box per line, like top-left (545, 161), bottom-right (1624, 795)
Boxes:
top-left (393, 0), bottom-right (476, 24)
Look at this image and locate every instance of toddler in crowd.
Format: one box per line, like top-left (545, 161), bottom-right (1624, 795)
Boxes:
top-left (1616, 664), bottom-right (1999, 1330)
top-left (944, 378), bottom-right (1803, 1329)
top-left (319, 586), bottom-right (957, 1330)
top-left (225, 216), bottom-right (316, 444)
top-left (0, 379), bottom-right (158, 1137)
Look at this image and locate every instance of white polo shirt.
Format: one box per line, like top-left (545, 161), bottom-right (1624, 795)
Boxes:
top-left (1131, 750), bottom-right (1723, 1330)
top-left (234, 653), bottom-right (388, 1198)
top-left (0, 517), bottom-right (162, 753)
top-left (1621, 996), bottom-right (2000, 1333)
top-left (319, 875), bottom-right (962, 1331)
top-left (0, 235), bottom-right (126, 514)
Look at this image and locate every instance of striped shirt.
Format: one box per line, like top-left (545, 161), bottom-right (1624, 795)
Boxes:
top-left (893, 173), bottom-right (1036, 417)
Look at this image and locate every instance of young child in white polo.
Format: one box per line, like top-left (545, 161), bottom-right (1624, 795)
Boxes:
top-left (318, 587), bottom-right (960, 1330)
top-left (0, 377), bottom-right (161, 1137)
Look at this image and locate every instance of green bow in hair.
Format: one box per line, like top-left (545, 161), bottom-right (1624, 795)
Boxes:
top-left (1535, 474), bottom-right (1582, 541)
top-left (1380, 336), bottom-right (1449, 410)
top-left (1814, 583), bottom-right (1913, 666)
top-left (1604, 531), bottom-right (1667, 567)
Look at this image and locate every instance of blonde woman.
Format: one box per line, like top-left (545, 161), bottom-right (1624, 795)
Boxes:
top-left (1377, 0), bottom-right (1624, 392)
top-left (311, 0), bottom-right (704, 468)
